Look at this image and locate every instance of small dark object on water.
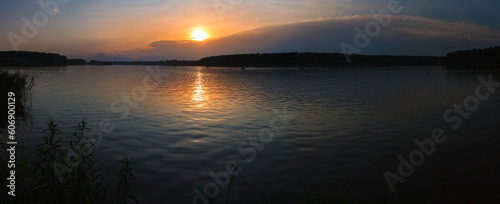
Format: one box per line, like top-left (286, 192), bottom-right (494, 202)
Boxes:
top-left (241, 67), bottom-right (245, 70)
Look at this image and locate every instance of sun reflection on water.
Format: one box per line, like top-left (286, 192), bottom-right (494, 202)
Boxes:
top-left (192, 70), bottom-right (206, 107)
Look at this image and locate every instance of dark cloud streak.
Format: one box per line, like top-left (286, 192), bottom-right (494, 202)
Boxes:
top-left (118, 15), bottom-right (500, 60)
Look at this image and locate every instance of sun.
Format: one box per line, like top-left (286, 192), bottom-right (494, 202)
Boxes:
top-left (191, 30), bottom-right (209, 41)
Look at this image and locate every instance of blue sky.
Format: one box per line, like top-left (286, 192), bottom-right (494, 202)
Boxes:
top-left (1, 0), bottom-right (499, 60)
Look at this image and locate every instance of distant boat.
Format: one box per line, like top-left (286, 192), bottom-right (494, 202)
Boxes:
top-left (241, 67), bottom-right (245, 70)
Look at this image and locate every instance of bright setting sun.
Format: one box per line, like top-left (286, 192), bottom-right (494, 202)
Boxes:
top-left (190, 29), bottom-right (209, 41)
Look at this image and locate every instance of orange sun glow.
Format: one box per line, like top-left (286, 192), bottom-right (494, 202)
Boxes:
top-left (191, 30), bottom-right (209, 41)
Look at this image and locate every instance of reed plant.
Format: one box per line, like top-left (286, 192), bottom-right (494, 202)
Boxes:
top-left (0, 119), bottom-right (137, 204)
top-left (0, 70), bottom-right (34, 128)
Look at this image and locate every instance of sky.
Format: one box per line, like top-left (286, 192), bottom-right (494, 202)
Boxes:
top-left (1, 0), bottom-right (499, 61)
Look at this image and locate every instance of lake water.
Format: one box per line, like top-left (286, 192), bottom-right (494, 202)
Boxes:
top-left (6, 65), bottom-right (500, 203)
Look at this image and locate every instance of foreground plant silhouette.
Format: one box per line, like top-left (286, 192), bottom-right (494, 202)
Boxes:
top-left (0, 119), bottom-right (137, 204)
top-left (0, 70), bottom-right (34, 128)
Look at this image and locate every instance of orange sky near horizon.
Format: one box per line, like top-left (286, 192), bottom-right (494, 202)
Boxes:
top-left (1, 0), bottom-right (500, 60)
top-left (62, 0), bottom-right (316, 55)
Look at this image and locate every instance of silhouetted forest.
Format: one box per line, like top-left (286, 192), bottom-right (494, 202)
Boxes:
top-left (111, 60), bottom-right (197, 66)
top-left (159, 60), bottom-right (198, 66)
top-left (198, 53), bottom-right (443, 67)
top-left (1, 47), bottom-right (499, 68)
top-left (445, 46), bottom-right (500, 68)
top-left (89, 60), bottom-right (111, 65)
top-left (67, 59), bottom-right (87, 65)
top-left (112, 61), bottom-right (159, 65)
top-left (0, 51), bottom-right (66, 67)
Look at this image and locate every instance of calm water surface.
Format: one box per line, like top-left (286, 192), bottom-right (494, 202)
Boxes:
top-left (8, 66), bottom-right (500, 203)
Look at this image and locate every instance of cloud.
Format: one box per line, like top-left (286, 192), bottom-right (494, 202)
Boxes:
top-left (110, 15), bottom-right (500, 60)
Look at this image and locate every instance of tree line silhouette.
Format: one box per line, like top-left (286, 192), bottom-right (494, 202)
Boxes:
top-left (0, 51), bottom-right (66, 67)
top-left (197, 52), bottom-right (443, 67)
top-left (445, 46), bottom-right (500, 68)
top-left (1, 46), bottom-right (499, 68)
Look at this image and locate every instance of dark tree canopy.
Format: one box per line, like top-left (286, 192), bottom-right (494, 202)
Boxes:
top-left (0, 51), bottom-right (67, 67)
top-left (445, 46), bottom-right (500, 68)
top-left (198, 52), bottom-right (443, 67)
top-left (1, 47), bottom-right (499, 68)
